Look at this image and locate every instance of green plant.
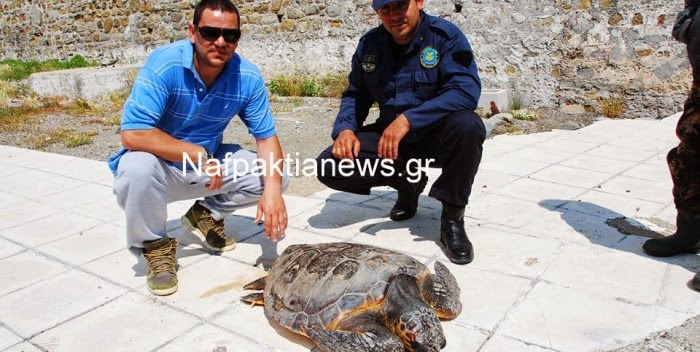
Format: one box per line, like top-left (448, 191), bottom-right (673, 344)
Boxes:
top-left (512, 109), bottom-right (539, 121)
top-left (269, 75), bottom-right (299, 96)
top-left (299, 78), bottom-right (324, 97)
top-left (0, 55), bottom-right (98, 81)
top-left (268, 72), bottom-right (350, 98)
top-left (0, 81), bottom-right (11, 106)
top-left (600, 97), bottom-right (626, 118)
top-left (0, 107), bottom-right (38, 132)
top-left (289, 96), bottom-right (303, 106)
top-left (321, 72), bottom-right (349, 98)
top-left (33, 128), bottom-right (97, 149)
top-left (66, 98), bottom-right (93, 114)
top-left (508, 91), bottom-right (524, 111)
top-left (107, 69), bottom-right (138, 109)
top-left (64, 131), bottom-right (97, 147)
top-left (102, 114), bottom-right (122, 126)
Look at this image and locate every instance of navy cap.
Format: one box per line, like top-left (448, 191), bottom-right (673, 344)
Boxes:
top-left (372, 0), bottom-right (407, 11)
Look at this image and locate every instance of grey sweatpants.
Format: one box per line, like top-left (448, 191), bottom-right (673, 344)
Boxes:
top-left (113, 144), bottom-right (289, 249)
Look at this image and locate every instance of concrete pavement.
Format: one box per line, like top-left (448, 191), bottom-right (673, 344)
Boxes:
top-left (0, 113), bottom-right (698, 352)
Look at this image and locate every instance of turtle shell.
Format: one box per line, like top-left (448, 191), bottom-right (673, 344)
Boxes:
top-left (262, 242), bottom-right (430, 334)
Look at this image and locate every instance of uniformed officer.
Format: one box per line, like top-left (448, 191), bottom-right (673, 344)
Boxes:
top-left (315, 0), bottom-right (485, 264)
top-left (643, 0), bottom-right (700, 291)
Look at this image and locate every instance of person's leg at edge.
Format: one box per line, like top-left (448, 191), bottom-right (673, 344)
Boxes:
top-left (113, 151), bottom-right (179, 296)
top-left (644, 9), bottom-right (700, 291)
top-left (180, 144), bottom-right (290, 253)
top-left (424, 110), bottom-right (485, 265)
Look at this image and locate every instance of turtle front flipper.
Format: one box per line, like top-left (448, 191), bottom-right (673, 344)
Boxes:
top-left (243, 275), bottom-right (267, 290)
top-left (241, 276), bottom-right (267, 306)
top-left (420, 261), bottom-right (462, 319)
top-left (240, 292), bottom-right (264, 306)
top-left (307, 323), bottom-right (403, 352)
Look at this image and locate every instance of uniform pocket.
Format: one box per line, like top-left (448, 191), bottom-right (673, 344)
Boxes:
top-left (413, 70), bottom-right (439, 101)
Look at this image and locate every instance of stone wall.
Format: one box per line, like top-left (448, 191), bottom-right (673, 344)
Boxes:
top-left (0, 0), bottom-right (690, 118)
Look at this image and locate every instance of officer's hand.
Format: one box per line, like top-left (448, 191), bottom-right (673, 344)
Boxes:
top-left (379, 114), bottom-right (410, 160)
top-left (333, 130), bottom-right (361, 160)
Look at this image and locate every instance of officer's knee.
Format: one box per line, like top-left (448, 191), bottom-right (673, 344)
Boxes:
top-left (315, 150), bottom-right (338, 184)
top-left (443, 110), bottom-right (485, 141)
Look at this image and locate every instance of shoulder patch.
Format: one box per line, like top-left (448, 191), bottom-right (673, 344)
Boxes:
top-left (362, 54), bottom-right (376, 72)
top-left (452, 50), bottom-right (473, 67)
top-left (420, 47), bottom-right (440, 68)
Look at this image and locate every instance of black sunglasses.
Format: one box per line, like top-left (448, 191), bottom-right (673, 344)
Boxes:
top-left (196, 26), bottom-right (241, 44)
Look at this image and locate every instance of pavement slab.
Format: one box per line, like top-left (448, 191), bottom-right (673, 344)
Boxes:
top-left (1, 113), bottom-right (699, 351)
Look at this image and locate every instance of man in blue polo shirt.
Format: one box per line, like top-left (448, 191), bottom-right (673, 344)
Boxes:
top-left (315, 0), bottom-right (485, 265)
top-left (108, 0), bottom-right (288, 295)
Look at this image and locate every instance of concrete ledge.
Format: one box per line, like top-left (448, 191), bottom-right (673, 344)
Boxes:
top-left (28, 64), bottom-right (140, 100)
top-left (478, 88), bottom-right (508, 111)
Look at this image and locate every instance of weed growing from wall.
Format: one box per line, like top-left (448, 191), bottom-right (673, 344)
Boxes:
top-left (508, 91), bottom-right (524, 111)
top-left (599, 97), bottom-right (627, 118)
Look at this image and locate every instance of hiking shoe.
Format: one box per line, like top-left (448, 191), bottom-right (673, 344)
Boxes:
top-left (181, 201), bottom-right (236, 252)
top-left (142, 237), bottom-right (178, 296)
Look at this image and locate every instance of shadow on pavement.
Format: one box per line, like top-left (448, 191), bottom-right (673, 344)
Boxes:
top-left (540, 199), bottom-right (700, 271)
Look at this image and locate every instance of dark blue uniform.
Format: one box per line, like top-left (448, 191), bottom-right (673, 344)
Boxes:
top-left (316, 11), bottom-right (485, 207)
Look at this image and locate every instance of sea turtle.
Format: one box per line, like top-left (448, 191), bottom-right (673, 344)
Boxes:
top-left (241, 242), bottom-right (462, 352)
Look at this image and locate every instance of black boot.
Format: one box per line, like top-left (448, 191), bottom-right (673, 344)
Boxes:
top-left (390, 172), bottom-right (428, 221)
top-left (642, 210), bottom-right (700, 257)
top-left (693, 271), bottom-right (700, 292)
top-left (440, 202), bottom-right (474, 264)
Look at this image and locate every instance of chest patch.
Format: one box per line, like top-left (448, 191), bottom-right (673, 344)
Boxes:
top-left (420, 46), bottom-right (440, 68)
top-left (362, 55), bottom-right (376, 72)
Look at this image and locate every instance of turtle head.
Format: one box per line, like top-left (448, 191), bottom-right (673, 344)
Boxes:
top-left (396, 307), bottom-right (446, 352)
top-left (385, 274), bottom-right (447, 351)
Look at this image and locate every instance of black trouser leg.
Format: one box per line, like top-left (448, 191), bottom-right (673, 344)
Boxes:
top-left (423, 110), bottom-right (486, 207)
top-left (316, 111), bottom-right (485, 205)
top-left (315, 129), bottom-right (413, 195)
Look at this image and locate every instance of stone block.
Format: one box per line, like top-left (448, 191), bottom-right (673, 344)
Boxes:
top-left (28, 64), bottom-right (140, 100)
top-left (478, 88), bottom-right (508, 111)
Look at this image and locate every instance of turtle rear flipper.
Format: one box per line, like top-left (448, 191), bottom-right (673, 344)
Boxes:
top-left (240, 292), bottom-right (264, 306)
top-left (421, 261), bottom-right (462, 319)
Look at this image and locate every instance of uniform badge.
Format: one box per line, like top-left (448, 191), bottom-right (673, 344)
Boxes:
top-left (362, 54), bottom-right (376, 72)
top-left (420, 47), bottom-right (440, 68)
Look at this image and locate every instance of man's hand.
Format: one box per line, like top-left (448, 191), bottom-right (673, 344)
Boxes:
top-left (255, 189), bottom-right (288, 242)
top-left (254, 135), bottom-right (287, 242)
top-left (333, 130), bottom-right (361, 160)
top-left (378, 114), bottom-right (411, 160)
top-left (201, 159), bottom-right (223, 190)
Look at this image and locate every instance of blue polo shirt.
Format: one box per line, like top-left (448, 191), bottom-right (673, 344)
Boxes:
top-left (332, 11), bottom-right (481, 139)
top-left (107, 39), bottom-right (276, 175)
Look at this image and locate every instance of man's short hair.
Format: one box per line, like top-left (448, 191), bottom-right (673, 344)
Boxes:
top-left (193, 0), bottom-right (240, 27)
